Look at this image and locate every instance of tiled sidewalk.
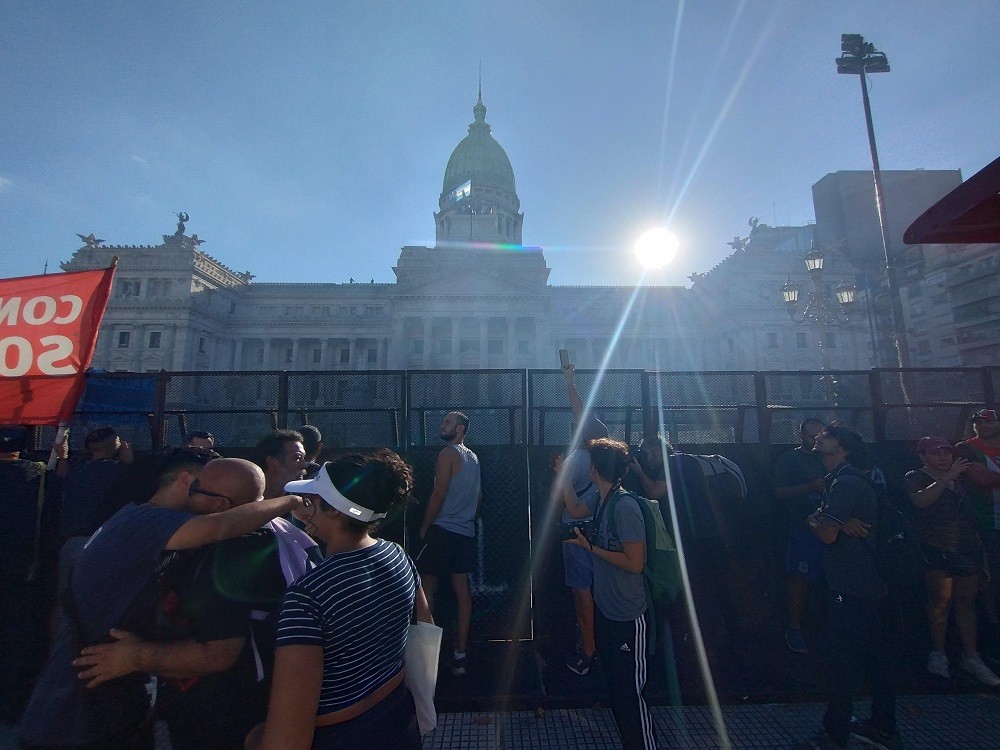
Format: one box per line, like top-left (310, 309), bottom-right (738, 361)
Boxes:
top-left (423, 693), bottom-right (1000, 749)
top-left (2, 694), bottom-right (997, 749)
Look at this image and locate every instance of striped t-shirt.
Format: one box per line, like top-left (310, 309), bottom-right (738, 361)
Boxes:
top-left (275, 538), bottom-right (418, 714)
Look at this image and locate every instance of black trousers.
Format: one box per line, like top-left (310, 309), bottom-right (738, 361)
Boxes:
top-left (595, 608), bottom-right (657, 750)
top-left (311, 683), bottom-right (421, 750)
top-left (822, 590), bottom-right (897, 746)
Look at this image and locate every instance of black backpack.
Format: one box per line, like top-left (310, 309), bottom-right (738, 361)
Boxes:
top-left (864, 470), bottom-right (926, 594)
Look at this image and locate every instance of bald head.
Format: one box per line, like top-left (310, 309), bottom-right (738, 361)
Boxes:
top-left (198, 458), bottom-right (265, 507)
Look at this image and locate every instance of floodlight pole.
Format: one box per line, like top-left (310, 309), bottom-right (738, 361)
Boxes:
top-left (837, 34), bottom-right (910, 367)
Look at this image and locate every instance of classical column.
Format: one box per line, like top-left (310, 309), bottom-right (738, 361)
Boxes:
top-left (479, 319), bottom-right (488, 368)
top-left (422, 318), bottom-right (432, 369)
top-left (322, 338), bottom-right (333, 368)
top-left (506, 317), bottom-right (514, 366)
top-left (233, 338), bottom-right (244, 371)
top-left (291, 338), bottom-right (300, 369)
top-left (264, 338), bottom-right (273, 370)
top-left (348, 337), bottom-right (358, 370)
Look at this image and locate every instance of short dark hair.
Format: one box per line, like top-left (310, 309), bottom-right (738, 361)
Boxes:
top-left (451, 411), bottom-right (470, 433)
top-left (640, 433), bottom-right (672, 456)
top-left (824, 423), bottom-right (868, 469)
top-left (318, 448), bottom-right (414, 535)
top-left (586, 437), bottom-right (630, 486)
top-left (185, 429), bottom-right (214, 443)
top-left (156, 447), bottom-right (218, 489)
top-left (798, 418), bottom-right (826, 435)
top-left (255, 429), bottom-right (304, 466)
top-left (298, 424), bottom-right (323, 456)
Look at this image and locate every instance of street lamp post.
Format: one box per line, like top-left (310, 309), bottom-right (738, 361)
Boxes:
top-left (836, 33), bottom-right (910, 367)
top-left (781, 243), bottom-right (857, 404)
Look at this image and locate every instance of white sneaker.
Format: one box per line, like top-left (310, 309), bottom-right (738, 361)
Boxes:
top-left (959, 653), bottom-right (1000, 687)
top-left (927, 650), bottom-right (950, 678)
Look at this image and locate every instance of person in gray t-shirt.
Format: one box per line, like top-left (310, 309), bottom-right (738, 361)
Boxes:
top-left (565, 437), bottom-right (656, 750)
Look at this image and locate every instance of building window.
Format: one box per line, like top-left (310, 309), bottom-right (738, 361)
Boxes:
top-left (517, 340), bottom-right (530, 355)
top-left (367, 348), bottom-right (377, 364)
top-left (309, 380), bottom-right (321, 401)
top-left (257, 348), bottom-right (264, 364)
top-left (488, 339), bottom-right (504, 355)
top-left (284, 306), bottom-right (293, 316)
top-left (796, 332), bottom-right (807, 348)
top-left (727, 338), bottom-right (734, 353)
top-left (826, 332), bottom-right (837, 348)
top-left (340, 348), bottom-right (351, 363)
top-left (439, 339), bottom-right (452, 355)
top-left (117, 331), bottom-right (131, 348)
top-left (930, 292), bottom-right (949, 306)
top-left (117, 280), bottom-right (140, 298)
top-left (312, 348), bottom-right (322, 364)
top-left (910, 302), bottom-right (924, 317)
top-left (916, 340), bottom-right (931, 355)
top-left (411, 339), bottom-right (423, 355)
top-left (459, 339), bottom-right (479, 353)
top-left (767, 332), bottom-right (778, 349)
top-left (229, 301), bottom-right (237, 314)
top-left (199, 337), bottom-right (207, 353)
top-left (148, 332), bottom-right (162, 349)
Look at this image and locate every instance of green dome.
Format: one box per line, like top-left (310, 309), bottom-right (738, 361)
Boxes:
top-left (442, 94), bottom-right (516, 196)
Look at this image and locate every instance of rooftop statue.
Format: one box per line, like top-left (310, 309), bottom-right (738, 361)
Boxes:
top-left (175, 211), bottom-right (189, 236)
top-left (76, 233), bottom-right (105, 248)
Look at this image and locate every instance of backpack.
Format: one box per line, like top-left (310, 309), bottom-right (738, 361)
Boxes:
top-left (601, 488), bottom-right (683, 605)
top-left (851, 468), bottom-right (925, 595)
top-left (688, 453), bottom-right (747, 540)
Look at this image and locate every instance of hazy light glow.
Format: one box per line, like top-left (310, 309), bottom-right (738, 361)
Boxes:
top-left (633, 228), bottom-right (680, 269)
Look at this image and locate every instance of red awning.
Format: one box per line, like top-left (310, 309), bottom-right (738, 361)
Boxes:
top-left (904, 155), bottom-right (1000, 244)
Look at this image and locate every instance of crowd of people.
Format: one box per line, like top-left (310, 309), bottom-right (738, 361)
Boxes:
top-left (1, 402), bottom-right (999, 750)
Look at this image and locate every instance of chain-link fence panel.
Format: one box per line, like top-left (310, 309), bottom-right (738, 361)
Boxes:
top-left (404, 446), bottom-right (531, 642)
top-left (408, 371), bottom-right (525, 446)
top-left (762, 371), bottom-right (872, 409)
top-left (647, 371), bottom-right (760, 443)
top-left (161, 411), bottom-right (278, 449)
top-left (529, 369), bottom-right (644, 446)
top-left (165, 371), bottom-right (282, 411)
top-left (877, 368), bottom-right (985, 405)
top-left (287, 371), bottom-right (405, 449)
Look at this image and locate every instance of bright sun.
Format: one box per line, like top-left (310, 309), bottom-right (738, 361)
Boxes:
top-left (633, 228), bottom-right (679, 270)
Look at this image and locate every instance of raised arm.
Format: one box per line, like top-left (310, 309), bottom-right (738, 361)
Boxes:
top-left (166, 494), bottom-right (305, 550)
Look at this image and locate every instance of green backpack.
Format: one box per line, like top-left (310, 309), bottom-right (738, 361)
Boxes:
top-left (603, 488), bottom-right (683, 605)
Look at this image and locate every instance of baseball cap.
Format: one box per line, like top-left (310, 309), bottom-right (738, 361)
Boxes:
top-left (971, 409), bottom-right (998, 422)
top-left (917, 436), bottom-right (952, 453)
top-left (0, 426), bottom-right (29, 453)
top-left (285, 462), bottom-right (387, 522)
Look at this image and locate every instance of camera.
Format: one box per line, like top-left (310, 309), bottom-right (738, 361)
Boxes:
top-left (559, 519), bottom-right (593, 542)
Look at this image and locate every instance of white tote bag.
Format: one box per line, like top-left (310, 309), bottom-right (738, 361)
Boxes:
top-left (404, 621), bottom-right (442, 735)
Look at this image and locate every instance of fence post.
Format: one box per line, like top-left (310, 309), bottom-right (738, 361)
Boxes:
top-left (640, 370), bottom-right (651, 437)
top-left (983, 367), bottom-right (996, 408)
top-left (150, 370), bottom-right (169, 449)
top-left (277, 371), bottom-right (289, 429)
top-left (400, 370), bottom-right (410, 452)
top-left (754, 372), bottom-right (771, 445)
top-left (869, 370), bottom-right (888, 443)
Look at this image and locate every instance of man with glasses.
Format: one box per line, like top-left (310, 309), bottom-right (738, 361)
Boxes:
top-left (20, 451), bottom-right (307, 750)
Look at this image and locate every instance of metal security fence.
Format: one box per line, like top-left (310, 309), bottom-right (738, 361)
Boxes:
top-left (23, 365), bottom-right (997, 645)
top-left (31, 366), bottom-right (998, 451)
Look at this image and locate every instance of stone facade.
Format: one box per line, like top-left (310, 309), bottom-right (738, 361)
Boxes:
top-left (61, 95), bottom-right (876, 375)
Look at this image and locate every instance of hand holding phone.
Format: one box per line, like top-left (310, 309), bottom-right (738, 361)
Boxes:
top-left (559, 349), bottom-right (571, 370)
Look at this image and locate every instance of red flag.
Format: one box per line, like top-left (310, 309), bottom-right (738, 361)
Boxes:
top-left (0, 264), bottom-right (117, 425)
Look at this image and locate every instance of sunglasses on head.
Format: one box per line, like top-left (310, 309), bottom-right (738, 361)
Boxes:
top-left (188, 478), bottom-right (234, 505)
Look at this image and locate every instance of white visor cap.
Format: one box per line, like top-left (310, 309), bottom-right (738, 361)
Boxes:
top-left (284, 464), bottom-right (387, 522)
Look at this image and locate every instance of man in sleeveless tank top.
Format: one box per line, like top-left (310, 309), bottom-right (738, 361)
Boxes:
top-left (416, 411), bottom-right (482, 676)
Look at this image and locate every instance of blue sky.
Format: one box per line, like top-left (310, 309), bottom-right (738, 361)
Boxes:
top-left (2, 1), bottom-right (997, 287)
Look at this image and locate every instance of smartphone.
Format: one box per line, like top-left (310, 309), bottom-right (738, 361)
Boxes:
top-left (558, 349), bottom-right (571, 369)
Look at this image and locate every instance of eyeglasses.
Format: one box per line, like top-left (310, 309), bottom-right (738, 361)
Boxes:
top-left (188, 478), bottom-right (234, 505)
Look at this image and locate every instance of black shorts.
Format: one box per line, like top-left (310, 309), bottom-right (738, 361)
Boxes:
top-left (923, 544), bottom-right (983, 578)
top-left (415, 525), bottom-right (476, 576)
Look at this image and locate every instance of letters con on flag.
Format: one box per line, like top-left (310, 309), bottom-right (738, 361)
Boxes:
top-left (0, 264), bottom-right (116, 425)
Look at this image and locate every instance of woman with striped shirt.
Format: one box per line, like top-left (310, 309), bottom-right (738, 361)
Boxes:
top-left (247, 449), bottom-right (433, 750)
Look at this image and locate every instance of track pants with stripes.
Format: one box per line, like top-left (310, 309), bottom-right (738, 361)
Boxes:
top-left (595, 608), bottom-right (657, 750)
